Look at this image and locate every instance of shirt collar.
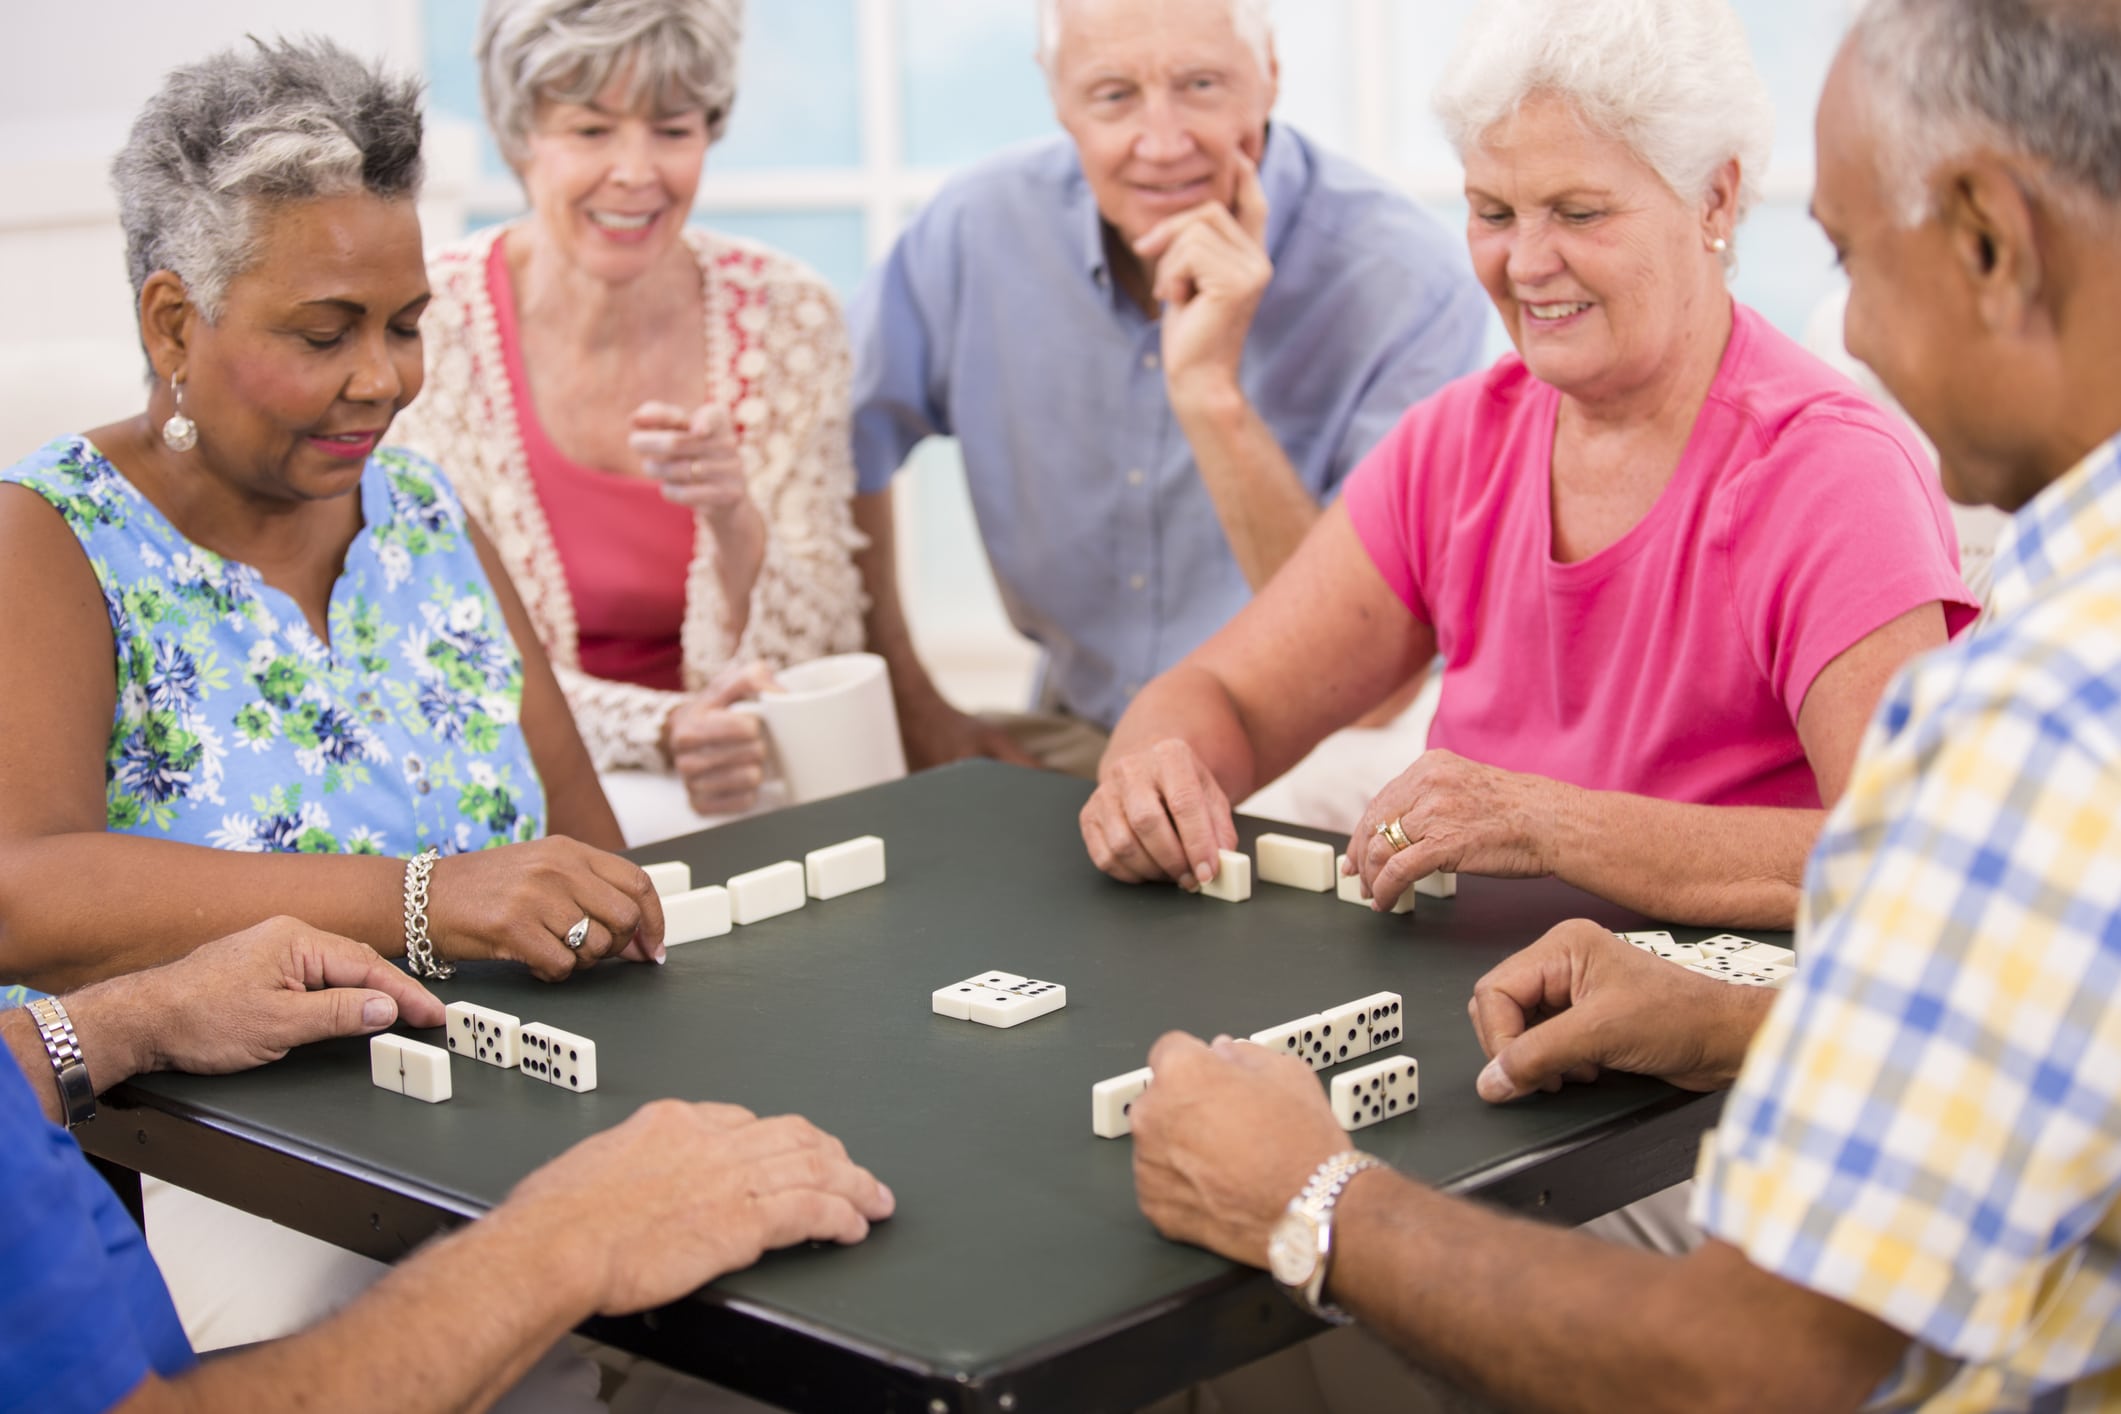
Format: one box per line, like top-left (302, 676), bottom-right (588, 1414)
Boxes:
top-left (1982, 431), bottom-right (2121, 625)
top-left (1075, 121), bottom-right (1303, 291)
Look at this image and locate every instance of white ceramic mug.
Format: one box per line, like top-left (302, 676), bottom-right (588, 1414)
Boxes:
top-left (733, 652), bottom-right (908, 804)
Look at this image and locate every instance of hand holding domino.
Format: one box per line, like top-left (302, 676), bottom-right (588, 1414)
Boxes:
top-left (1078, 738), bottom-right (1241, 891)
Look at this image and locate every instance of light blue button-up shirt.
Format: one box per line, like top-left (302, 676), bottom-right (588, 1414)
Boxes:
top-left (849, 123), bottom-right (1488, 730)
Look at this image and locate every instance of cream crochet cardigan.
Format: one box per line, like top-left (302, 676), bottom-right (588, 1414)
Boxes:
top-left (393, 225), bottom-right (868, 771)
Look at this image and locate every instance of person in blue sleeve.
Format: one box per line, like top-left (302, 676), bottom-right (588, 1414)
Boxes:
top-left (0, 916), bottom-right (891, 1414)
top-left (847, 0), bottom-right (1488, 778)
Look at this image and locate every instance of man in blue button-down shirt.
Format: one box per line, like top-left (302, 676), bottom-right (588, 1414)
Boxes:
top-left (849, 0), bottom-right (1488, 775)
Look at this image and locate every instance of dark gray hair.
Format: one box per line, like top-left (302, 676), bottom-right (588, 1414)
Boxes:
top-left (110, 37), bottom-right (424, 320)
top-left (1852, 0), bottom-right (2121, 223)
top-left (478, 0), bottom-right (744, 167)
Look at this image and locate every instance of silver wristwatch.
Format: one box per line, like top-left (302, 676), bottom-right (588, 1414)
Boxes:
top-left (27, 997), bottom-right (97, 1129)
top-left (1268, 1150), bottom-right (1384, 1323)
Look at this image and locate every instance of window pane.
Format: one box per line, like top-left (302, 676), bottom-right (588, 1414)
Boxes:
top-left (1265, 0), bottom-right (1353, 154)
top-left (1736, 0), bottom-right (1846, 186)
top-left (1731, 202), bottom-right (1840, 342)
top-left (1388, 0), bottom-right (1485, 186)
top-left (716, 0), bottom-right (861, 170)
top-left (424, 0), bottom-right (513, 180)
top-left (695, 210), bottom-right (868, 298)
top-left (900, 0), bottom-right (1053, 169)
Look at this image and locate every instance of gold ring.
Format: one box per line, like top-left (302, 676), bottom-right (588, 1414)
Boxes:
top-left (1381, 818), bottom-right (1413, 853)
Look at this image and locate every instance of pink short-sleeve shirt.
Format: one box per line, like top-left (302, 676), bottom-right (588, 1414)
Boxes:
top-left (1342, 302), bottom-right (1980, 809)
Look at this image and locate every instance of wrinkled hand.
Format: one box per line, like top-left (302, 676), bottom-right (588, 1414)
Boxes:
top-left (897, 692), bottom-right (1039, 772)
top-left (629, 401), bottom-right (754, 523)
top-left (505, 1100), bottom-right (894, 1316)
top-left (142, 916), bottom-right (445, 1075)
top-left (667, 661), bottom-right (779, 815)
top-left (1347, 749), bottom-right (1562, 910)
top-left (1131, 1032), bottom-right (1349, 1266)
top-left (427, 837), bottom-right (666, 980)
top-left (1468, 920), bottom-right (1771, 1102)
top-left (1080, 739), bottom-right (1240, 890)
top-left (1135, 155), bottom-right (1271, 404)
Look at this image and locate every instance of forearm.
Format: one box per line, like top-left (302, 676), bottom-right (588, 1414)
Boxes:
top-left (0, 836), bottom-right (401, 992)
top-left (851, 490), bottom-right (950, 714)
top-left (1171, 380), bottom-right (1321, 589)
top-left (142, 1206), bottom-right (594, 1414)
top-left (1103, 666), bottom-right (1262, 795)
top-left (1327, 1175), bottom-right (1885, 1414)
top-left (706, 505), bottom-right (769, 644)
top-left (1546, 788), bottom-right (1820, 929)
top-left (0, 966), bottom-right (161, 1123)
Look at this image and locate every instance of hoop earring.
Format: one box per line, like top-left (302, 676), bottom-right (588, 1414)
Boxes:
top-left (161, 380), bottom-right (197, 452)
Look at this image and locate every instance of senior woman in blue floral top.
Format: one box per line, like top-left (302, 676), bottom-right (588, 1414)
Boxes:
top-left (0, 39), bottom-right (666, 997)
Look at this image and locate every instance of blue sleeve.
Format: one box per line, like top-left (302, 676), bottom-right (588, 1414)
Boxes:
top-left (0, 1047), bottom-right (195, 1414)
top-left (1326, 264), bottom-right (1492, 495)
top-left (847, 212), bottom-right (954, 497)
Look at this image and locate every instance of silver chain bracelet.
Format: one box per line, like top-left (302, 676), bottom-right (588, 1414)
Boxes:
top-left (402, 847), bottom-right (453, 980)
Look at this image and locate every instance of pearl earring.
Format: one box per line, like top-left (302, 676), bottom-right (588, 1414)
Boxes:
top-left (161, 380), bottom-right (197, 452)
top-left (1709, 236), bottom-right (1729, 254)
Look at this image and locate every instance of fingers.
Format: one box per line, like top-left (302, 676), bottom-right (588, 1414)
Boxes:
top-left (696, 663), bottom-right (778, 713)
top-left (630, 400), bottom-right (692, 432)
top-left (1477, 1006), bottom-right (1603, 1104)
top-left (293, 926), bottom-right (446, 1027)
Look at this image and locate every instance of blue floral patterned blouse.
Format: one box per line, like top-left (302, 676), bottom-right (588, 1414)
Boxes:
top-left (1, 437), bottom-right (547, 867)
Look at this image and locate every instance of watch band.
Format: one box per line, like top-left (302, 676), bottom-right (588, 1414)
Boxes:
top-left (26, 997), bottom-right (97, 1129)
top-left (1288, 1150), bottom-right (1385, 1323)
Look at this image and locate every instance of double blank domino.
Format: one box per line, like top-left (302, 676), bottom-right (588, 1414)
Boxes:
top-left (1199, 849), bottom-right (1251, 903)
top-left (642, 861), bottom-right (692, 896)
top-left (729, 861), bottom-right (806, 924)
top-left (1413, 871), bottom-right (1456, 899)
top-left (664, 885), bottom-right (732, 944)
top-left (371, 1035), bottom-right (452, 1103)
top-left (806, 836), bottom-right (886, 900)
top-left (1256, 833), bottom-right (1335, 892)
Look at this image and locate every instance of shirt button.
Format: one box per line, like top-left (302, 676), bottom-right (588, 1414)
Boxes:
top-left (1141, 353), bottom-right (1160, 371)
top-left (1129, 573), bottom-right (1146, 591)
top-left (1127, 468), bottom-right (1145, 487)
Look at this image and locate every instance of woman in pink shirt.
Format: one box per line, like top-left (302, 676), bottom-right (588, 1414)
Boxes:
top-left (1080, 1), bottom-right (1977, 929)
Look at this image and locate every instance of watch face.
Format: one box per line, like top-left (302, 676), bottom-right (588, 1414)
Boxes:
top-left (1268, 1206), bottom-right (1319, 1287)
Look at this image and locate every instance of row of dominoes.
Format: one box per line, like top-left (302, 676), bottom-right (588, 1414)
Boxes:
top-left (1092, 990), bottom-right (1408, 1139)
top-left (1198, 833), bottom-right (1453, 910)
top-left (644, 835), bottom-right (885, 945)
top-left (1093, 1051), bottom-right (1421, 1140)
top-left (931, 970), bottom-right (1068, 1029)
top-left (1620, 931), bottom-right (1796, 988)
top-left (368, 1002), bottom-right (601, 1104)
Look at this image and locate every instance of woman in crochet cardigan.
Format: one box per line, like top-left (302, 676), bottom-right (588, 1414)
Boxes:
top-left (394, 0), bottom-right (866, 838)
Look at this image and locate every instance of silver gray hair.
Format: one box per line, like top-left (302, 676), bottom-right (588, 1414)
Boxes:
top-left (1432, 0), bottom-right (1773, 268)
top-left (1850, 0), bottom-right (2121, 225)
top-left (478, 0), bottom-right (744, 167)
top-left (110, 37), bottom-right (424, 321)
top-left (1035, 0), bottom-right (1274, 77)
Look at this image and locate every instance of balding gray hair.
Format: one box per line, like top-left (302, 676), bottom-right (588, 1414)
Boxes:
top-left (110, 37), bottom-right (423, 321)
top-left (478, 0), bottom-right (744, 167)
top-left (1851, 0), bottom-right (2121, 225)
top-left (1432, 0), bottom-right (1773, 270)
top-left (1035, 0), bottom-right (1273, 77)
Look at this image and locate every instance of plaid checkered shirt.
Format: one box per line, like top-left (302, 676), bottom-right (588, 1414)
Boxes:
top-left (1693, 435), bottom-right (2121, 1411)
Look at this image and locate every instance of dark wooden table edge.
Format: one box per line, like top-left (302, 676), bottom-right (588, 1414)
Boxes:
top-left (78, 1081), bottom-right (1722, 1412)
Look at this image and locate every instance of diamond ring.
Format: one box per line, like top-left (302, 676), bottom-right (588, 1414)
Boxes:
top-left (564, 916), bottom-right (591, 950)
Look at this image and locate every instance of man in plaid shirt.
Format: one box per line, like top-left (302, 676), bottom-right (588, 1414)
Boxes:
top-left (1125, 3), bottom-right (2121, 1409)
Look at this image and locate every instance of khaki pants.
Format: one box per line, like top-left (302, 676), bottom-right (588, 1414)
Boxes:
top-left (983, 708), bottom-right (1112, 780)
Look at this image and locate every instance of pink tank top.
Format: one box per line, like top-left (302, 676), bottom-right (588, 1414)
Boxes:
top-left (487, 237), bottom-right (695, 692)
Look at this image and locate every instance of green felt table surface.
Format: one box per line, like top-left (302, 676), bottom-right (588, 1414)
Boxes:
top-left (116, 762), bottom-right (1767, 1393)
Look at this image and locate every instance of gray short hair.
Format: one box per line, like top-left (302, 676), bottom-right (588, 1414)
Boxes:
top-left (1851, 0), bottom-right (2121, 225)
top-left (1035, 0), bottom-right (1273, 78)
top-left (1432, 0), bottom-right (1773, 266)
top-left (110, 37), bottom-right (423, 321)
top-left (478, 0), bottom-right (744, 166)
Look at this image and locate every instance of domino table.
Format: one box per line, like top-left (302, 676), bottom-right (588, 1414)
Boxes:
top-left (79, 762), bottom-right (1764, 1412)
